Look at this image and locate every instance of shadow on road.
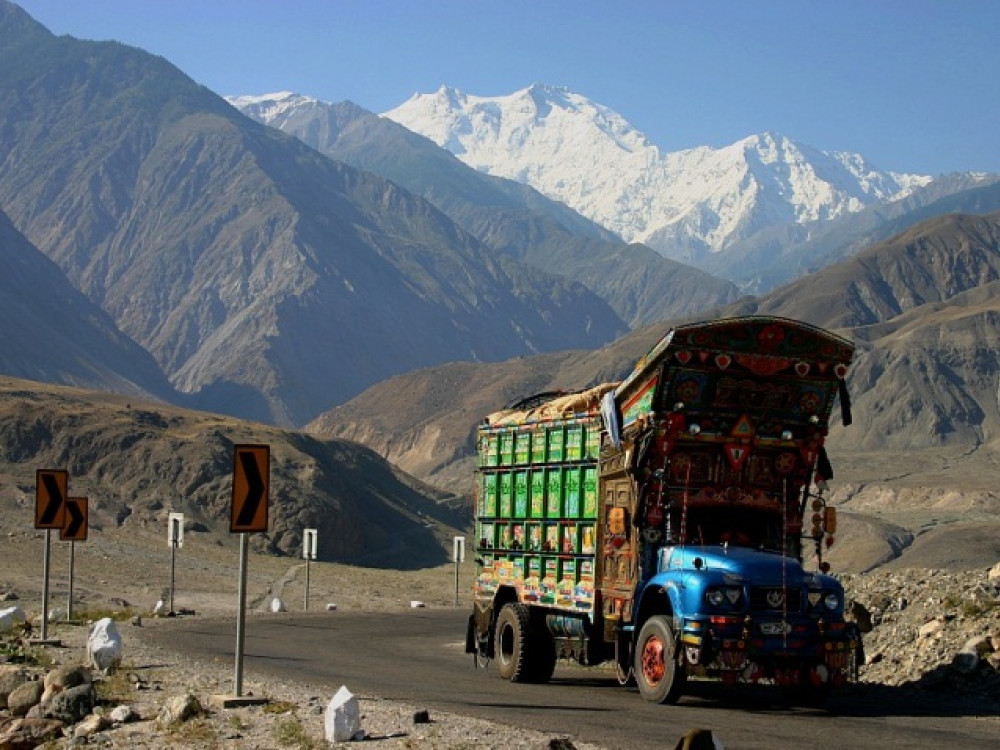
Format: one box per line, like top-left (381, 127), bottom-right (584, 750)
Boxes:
top-left (643, 679), bottom-right (1000, 719)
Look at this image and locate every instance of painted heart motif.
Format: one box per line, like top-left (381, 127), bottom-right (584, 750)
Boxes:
top-left (715, 354), bottom-right (732, 369)
top-left (834, 364), bottom-right (848, 379)
top-left (676, 350), bottom-right (691, 364)
top-left (795, 361), bottom-right (810, 376)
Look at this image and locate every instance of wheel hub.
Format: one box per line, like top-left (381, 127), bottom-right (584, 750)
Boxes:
top-left (641, 636), bottom-right (666, 685)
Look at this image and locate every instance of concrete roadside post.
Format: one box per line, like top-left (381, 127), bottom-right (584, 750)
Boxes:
top-left (453, 536), bottom-right (465, 607)
top-left (168, 512), bottom-right (184, 615)
top-left (303, 528), bottom-right (318, 611)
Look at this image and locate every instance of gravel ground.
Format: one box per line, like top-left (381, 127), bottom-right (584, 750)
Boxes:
top-left (5, 616), bottom-right (606, 749)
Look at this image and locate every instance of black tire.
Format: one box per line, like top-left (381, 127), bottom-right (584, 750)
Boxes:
top-left (494, 603), bottom-right (533, 682)
top-left (634, 615), bottom-right (686, 704)
top-left (527, 626), bottom-right (557, 683)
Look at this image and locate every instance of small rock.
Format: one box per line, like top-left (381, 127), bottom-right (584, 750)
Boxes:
top-left (413, 709), bottom-right (430, 724)
top-left (410, 601), bottom-right (427, 609)
top-left (326, 603), bottom-right (338, 611)
top-left (109, 703), bottom-right (140, 724)
top-left (158, 692), bottom-right (204, 726)
top-left (918, 619), bottom-right (943, 639)
top-left (987, 561), bottom-right (1000, 582)
top-left (73, 711), bottom-right (110, 738)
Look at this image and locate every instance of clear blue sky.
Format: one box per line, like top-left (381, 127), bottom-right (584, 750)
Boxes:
top-left (16, 0), bottom-right (1000, 176)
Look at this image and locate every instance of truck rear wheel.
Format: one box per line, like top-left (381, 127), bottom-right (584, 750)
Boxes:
top-left (634, 615), bottom-right (686, 704)
top-left (495, 603), bottom-right (554, 683)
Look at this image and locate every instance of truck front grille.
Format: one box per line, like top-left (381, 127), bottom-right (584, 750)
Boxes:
top-left (749, 587), bottom-right (802, 612)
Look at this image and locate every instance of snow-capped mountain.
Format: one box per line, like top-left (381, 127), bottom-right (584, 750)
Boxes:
top-left (382, 84), bottom-right (933, 265)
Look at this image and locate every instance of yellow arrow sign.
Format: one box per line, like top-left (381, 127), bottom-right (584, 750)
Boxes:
top-left (231, 444), bottom-right (269, 533)
top-left (35, 469), bottom-right (68, 530)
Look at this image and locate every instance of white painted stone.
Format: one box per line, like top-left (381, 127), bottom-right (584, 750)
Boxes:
top-left (87, 617), bottom-right (123, 673)
top-left (325, 685), bottom-right (362, 743)
top-left (0, 606), bottom-right (25, 633)
top-left (326, 603), bottom-right (337, 611)
top-left (410, 601), bottom-right (426, 609)
top-left (270, 598), bottom-right (287, 613)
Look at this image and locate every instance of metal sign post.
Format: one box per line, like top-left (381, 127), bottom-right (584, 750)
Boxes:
top-left (168, 512), bottom-right (184, 615)
top-left (67, 540), bottom-right (75, 621)
top-left (453, 536), bottom-right (465, 607)
top-left (303, 528), bottom-right (317, 611)
top-left (35, 470), bottom-right (68, 643)
top-left (60, 496), bottom-right (89, 623)
top-left (230, 445), bottom-right (269, 698)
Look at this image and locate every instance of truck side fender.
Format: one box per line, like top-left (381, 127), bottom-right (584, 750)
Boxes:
top-left (632, 579), bottom-right (680, 643)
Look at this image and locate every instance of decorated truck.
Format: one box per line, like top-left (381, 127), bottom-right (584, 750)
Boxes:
top-left (466, 316), bottom-right (862, 704)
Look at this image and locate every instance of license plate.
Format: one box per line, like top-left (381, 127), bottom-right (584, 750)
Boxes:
top-left (760, 621), bottom-right (791, 635)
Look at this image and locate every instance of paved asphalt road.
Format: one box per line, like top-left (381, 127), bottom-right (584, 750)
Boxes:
top-left (144, 608), bottom-right (998, 749)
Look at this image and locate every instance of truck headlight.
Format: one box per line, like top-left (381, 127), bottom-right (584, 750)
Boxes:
top-left (824, 593), bottom-right (840, 610)
top-left (706, 588), bottom-right (725, 607)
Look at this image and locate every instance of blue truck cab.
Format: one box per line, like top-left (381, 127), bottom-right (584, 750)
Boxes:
top-left (467, 316), bottom-right (861, 704)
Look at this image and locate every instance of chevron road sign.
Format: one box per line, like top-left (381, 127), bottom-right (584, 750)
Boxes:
top-left (35, 469), bottom-right (68, 530)
top-left (60, 497), bottom-right (88, 541)
top-left (230, 444), bottom-right (269, 533)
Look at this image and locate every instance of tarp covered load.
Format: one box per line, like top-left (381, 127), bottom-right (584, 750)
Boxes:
top-left (485, 383), bottom-right (619, 427)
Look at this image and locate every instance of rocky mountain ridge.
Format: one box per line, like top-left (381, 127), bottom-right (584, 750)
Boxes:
top-left (0, 2), bottom-right (625, 427)
top-left (381, 84), bottom-right (936, 265)
top-left (227, 91), bottom-right (741, 328)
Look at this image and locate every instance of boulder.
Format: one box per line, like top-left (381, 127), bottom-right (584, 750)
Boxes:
top-left (42, 665), bottom-right (92, 702)
top-left (36, 682), bottom-right (97, 724)
top-left (0, 666), bottom-right (27, 709)
top-left (6, 680), bottom-right (43, 717)
top-left (87, 618), bottom-right (123, 674)
top-left (325, 685), bottom-right (362, 743)
top-left (847, 600), bottom-right (873, 633)
top-left (0, 717), bottom-right (64, 748)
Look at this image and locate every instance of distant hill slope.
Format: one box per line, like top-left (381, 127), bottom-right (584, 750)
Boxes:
top-left (729, 211), bottom-right (1000, 328)
top-left (309, 210), bottom-right (1000, 498)
top-left (0, 208), bottom-right (174, 400)
top-left (228, 93), bottom-right (739, 327)
top-left (0, 2), bottom-right (625, 427)
top-left (0, 376), bottom-right (466, 568)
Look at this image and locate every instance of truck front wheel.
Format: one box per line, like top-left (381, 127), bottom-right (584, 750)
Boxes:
top-left (634, 615), bottom-right (686, 704)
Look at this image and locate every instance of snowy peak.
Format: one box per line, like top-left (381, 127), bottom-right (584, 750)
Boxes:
top-left (383, 85), bottom-right (933, 262)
